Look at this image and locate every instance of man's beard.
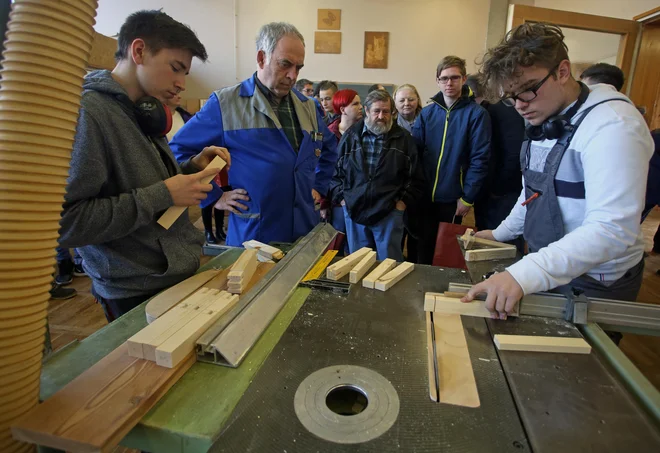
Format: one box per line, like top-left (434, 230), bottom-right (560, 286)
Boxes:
top-left (365, 115), bottom-right (393, 135)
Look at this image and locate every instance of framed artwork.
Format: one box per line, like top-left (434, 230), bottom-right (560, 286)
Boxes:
top-left (364, 32), bottom-right (389, 69)
top-left (318, 9), bottom-right (341, 30)
top-left (314, 31), bottom-right (341, 54)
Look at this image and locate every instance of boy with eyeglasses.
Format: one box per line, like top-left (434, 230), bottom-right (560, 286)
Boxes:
top-left (461, 23), bottom-right (653, 321)
top-left (411, 55), bottom-right (491, 264)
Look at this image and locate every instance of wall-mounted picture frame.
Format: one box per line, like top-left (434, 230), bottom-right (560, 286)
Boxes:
top-left (315, 31), bottom-right (341, 54)
top-left (318, 9), bottom-right (341, 30)
top-left (364, 31), bottom-right (389, 69)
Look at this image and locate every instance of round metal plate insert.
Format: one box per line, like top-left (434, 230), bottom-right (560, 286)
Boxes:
top-left (294, 365), bottom-right (400, 444)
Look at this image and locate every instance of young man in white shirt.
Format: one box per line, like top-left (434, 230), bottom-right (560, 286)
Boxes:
top-left (462, 23), bottom-right (653, 320)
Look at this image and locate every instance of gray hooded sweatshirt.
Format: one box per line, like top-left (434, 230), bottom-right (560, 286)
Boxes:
top-left (59, 70), bottom-right (204, 299)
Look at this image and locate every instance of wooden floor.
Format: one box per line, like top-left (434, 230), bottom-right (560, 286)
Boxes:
top-left (46, 208), bottom-right (660, 452)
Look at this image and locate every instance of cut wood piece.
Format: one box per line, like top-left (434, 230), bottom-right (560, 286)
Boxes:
top-left (429, 293), bottom-right (519, 318)
top-left (362, 258), bottom-right (396, 289)
top-left (374, 262), bottom-right (414, 291)
top-left (493, 334), bottom-right (591, 354)
top-left (11, 343), bottom-right (195, 453)
top-left (156, 292), bottom-right (240, 368)
top-left (461, 228), bottom-right (475, 249)
top-left (242, 240), bottom-right (284, 260)
top-left (424, 293), bottom-right (437, 312)
top-left (228, 249), bottom-right (258, 280)
top-left (128, 289), bottom-right (212, 359)
top-left (326, 247), bottom-right (372, 280)
top-left (425, 311), bottom-right (438, 402)
top-left (141, 290), bottom-right (220, 362)
top-left (464, 247), bottom-right (517, 262)
top-left (157, 156), bottom-right (226, 229)
top-left (349, 251), bottom-right (377, 284)
top-left (434, 314), bottom-right (480, 408)
top-left (144, 269), bottom-right (222, 324)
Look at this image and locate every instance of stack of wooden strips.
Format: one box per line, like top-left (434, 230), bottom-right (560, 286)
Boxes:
top-left (227, 249), bottom-right (258, 294)
top-left (243, 240), bottom-right (284, 262)
top-left (127, 288), bottom-right (239, 368)
top-left (325, 247), bottom-right (415, 291)
top-left (0, 1), bottom-right (99, 452)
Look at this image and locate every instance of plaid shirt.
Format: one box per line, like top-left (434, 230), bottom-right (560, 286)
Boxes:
top-left (362, 123), bottom-right (385, 176)
top-left (255, 75), bottom-right (303, 152)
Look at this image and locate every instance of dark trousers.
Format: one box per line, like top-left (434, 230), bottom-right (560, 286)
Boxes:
top-left (94, 292), bottom-right (156, 323)
top-left (408, 201), bottom-right (461, 265)
top-left (201, 204), bottom-right (224, 235)
top-left (474, 192), bottom-right (525, 254)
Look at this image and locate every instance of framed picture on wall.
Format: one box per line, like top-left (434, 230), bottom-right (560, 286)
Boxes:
top-left (318, 9), bottom-right (341, 30)
top-left (314, 31), bottom-right (341, 54)
top-left (364, 32), bottom-right (389, 69)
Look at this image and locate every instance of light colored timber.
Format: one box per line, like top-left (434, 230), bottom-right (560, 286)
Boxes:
top-left (243, 240), bottom-right (284, 260)
top-left (461, 228), bottom-right (476, 249)
top-left (428, 293), bottom-right (519, 318)
top-left (493, 334), bottom-right (591, 354)
top-left (424, 293), bottom-right (437, 312)
top-left (374, 262), bottom-right (414, 291)
top-left (464, 247), bottom-right (517, 262)
top-left (227, 249), bottom-right (258, 293)
top-left (362, 258), bottom-right (396, 289)
top-left (127, 289), bottom-right (212, 359)
top-left (349, 251), bottom-right (377, 284)
top-left (157, 156), bottom-right (226, 229)
top-left (326, 247), bottom-right (372, 280)
top-left (156, 292), bottom-right (240, 368)
top-left (434, 314), bottom-right (480, 407)
top-left (144, 269), bottom-right (222, 324)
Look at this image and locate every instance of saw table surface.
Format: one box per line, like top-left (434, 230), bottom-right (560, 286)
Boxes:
top-left (39, 251), bottom-right (660, 452)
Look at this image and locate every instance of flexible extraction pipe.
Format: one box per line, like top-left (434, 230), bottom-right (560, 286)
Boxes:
top-left (0, 1), bottom-right (98, 451)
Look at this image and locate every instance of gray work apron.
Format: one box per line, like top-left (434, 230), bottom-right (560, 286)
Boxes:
top-left (520, 99), bottom-right (643, 302)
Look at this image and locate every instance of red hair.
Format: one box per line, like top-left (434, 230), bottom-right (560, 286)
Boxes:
top-left (332, 89), bottom-right (359, 116)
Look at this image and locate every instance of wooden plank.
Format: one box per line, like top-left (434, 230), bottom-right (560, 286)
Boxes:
top-left (362, 258), bottom-right (396, 289)
top-left (11, 343), bottom-right (195, 453)
top-left (127, 289), bottom-right (212, 359)
top-left (156, 292), bottom-right (240, 368)
top-left (144, 269), bottom-right (222, 324)
top-left (434, 314), bottom-right (480, 408)
top-left (349, 251), bottom-right (377, 284)
top-left (464, 247), bottom-right (516, 262)
top-left (326, 247), bottom-right (371, 280)
top-left (493, 334), bottom-right (591, 354)
top-left (227, 249), bottom-right (258, 280)
top-left (157, 156), bottom-right (226, 229)
top-left (425, 311), bottom-right (438, 402)
top-left (374, 262), bottom-right (414, 291)
top-left (424, 293), bottom-right (437, 312)
top-left (141, 290), bottom-right (220, 362)
top-left (242, 240), bottom-right (284, 260)
top-left (430, 293), bottom-right (519, 318)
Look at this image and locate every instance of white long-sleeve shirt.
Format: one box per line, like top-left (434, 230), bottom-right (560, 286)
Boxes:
top-left (493, 84), bottom-right (653, 295)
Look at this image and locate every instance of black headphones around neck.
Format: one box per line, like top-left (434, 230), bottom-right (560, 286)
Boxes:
top-left (134, 96), bottom-right (173, 138)
top-left (525, 82), bottom-right (590, 141)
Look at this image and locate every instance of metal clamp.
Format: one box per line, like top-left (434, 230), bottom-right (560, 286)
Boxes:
top-left (564, 289), bottom-right (590, 324)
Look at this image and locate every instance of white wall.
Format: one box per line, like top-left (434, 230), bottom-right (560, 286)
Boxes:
top-left (532, 0), bottom-right (659, 20)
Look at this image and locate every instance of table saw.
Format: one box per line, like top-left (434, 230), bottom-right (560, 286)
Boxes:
top-left (39, 226), bottom-right (660, 452)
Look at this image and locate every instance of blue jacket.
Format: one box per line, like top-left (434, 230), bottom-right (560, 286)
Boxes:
top-left (170, 74), bottom-right (338, 246)
top-left (412, 85), bottom-right (491, 205)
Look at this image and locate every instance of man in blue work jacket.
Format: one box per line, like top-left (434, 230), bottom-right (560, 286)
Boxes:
top-left (170, 22), bottom-right (338, 246)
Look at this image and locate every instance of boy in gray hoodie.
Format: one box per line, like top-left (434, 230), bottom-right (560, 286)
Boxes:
top-left (59, 10), bottom-right (230, 321)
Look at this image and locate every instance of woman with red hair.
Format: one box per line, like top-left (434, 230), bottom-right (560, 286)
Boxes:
top-left (327, 89), bottom-right (363, 140)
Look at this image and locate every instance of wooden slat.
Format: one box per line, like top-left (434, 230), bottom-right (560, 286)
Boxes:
top-left (144, 269), bottom-right (222, 324)
top-left (434, 314), bottom-right (480, 407)
top-left (362, 258), bottom-right (396, 289)
top-left (429, 293), bottom-right (520, 318)
top-left (326, 247), bottom-right (371, 280)
top-left (374, 262), bottom-right (414, 291)
top-left (155, 292), bottom-right (240, 368)
top-left (348, 251), bottom-right (377, 284)
top-left (11, 344), bottom-right (195, 453)
top-left (227, 249), bottom-right (258, 294)
top-left (157, 156), bottom-right (226, 229)
top-left (242, 240), bottom-right (284, 260)
top-left (494, 334), bottom-right (591, 354)
top-left (464, 247), bottom-right (516, 262)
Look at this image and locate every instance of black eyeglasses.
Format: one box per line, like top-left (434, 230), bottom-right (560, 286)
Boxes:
top-left (502, 64), bottom-right (559, 107)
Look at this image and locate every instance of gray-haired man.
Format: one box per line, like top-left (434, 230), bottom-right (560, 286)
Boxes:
top-left (170, 22), bottom-right (338, 246)
top-left (329, 90), bottom-right (424, 261)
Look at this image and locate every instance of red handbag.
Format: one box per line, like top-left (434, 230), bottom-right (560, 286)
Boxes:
top-left (431, 222), bottom-right (475, 270)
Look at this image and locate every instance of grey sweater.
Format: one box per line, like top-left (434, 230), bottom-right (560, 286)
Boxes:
top-left (59, 70), bottom-right (204, 299)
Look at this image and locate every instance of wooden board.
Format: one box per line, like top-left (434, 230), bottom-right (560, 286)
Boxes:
top-left (155, 292), bottom-right (240, 368)
top-left (493, 334), bottom-right (591, 354)
top-left (428, 293), bottom-right (519, 318)
top-left (11, 343), bottom-right (195, 453)
top-left (434, 314), bottom-right (480, 408)
top-left (157, 156), bottom-right (226, 229)
top-left (349, 251), bottom-right (376, 284)
top-left (461, 229), bottom-right (515, 250)
top-left (144, 269), bottom-right (222, 324)
top-left (362, 258), bottom-right (396, 289)
top-left (464, 247), bottom-right (517, 262)
top-left (374, 262), bottom-right (414, 291)
top-left (326, 247), bottom-right (371, 280)
top-left (242, 240), bottom-right (283, 260)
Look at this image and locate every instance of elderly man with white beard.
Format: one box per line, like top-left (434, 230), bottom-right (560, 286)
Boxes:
top-left (329, 90), bottom-right (424, 261)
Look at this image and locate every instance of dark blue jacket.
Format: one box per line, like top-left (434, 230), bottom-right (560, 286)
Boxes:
top-left (412, 85), bottom-right (491, 205)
